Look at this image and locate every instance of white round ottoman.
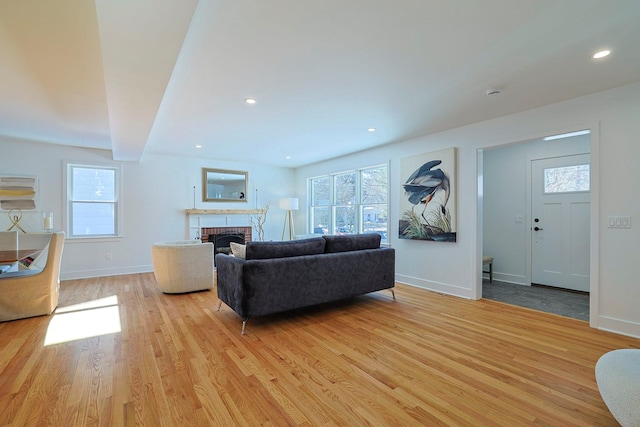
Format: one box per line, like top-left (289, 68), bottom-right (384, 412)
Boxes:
top-left (595, 349), bottom-right (640, 427)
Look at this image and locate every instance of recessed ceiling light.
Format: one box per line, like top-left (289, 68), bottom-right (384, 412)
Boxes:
top-left (592, 50), bottom-right (611, 59)
top-left (194, 144), bottom-right (202, 149)
top-left (245, 98), bottom-right (257, 104)
top-left (285, 156), bottom-right (291, 159)
top-left (368, 128), bottom-right (376, 132)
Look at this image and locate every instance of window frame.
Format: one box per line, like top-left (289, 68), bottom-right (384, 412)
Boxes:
top-left (64, 161), bottom-right (123, 240)
top-left (308, 163), bottom-right (389, 243)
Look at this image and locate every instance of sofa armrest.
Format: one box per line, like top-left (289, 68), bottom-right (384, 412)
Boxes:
top-left (215, 253), bottom-right (247, 316)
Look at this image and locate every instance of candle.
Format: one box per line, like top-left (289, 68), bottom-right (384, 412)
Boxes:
top-left (43, 211), bottom-right (53, 231)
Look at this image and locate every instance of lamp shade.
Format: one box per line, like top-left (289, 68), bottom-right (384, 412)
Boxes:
top-left (279, 197), bottom-right (299, 211)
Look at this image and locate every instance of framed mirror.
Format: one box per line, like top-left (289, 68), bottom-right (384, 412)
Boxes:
top-left (202, 168), bottom-right (248, 202)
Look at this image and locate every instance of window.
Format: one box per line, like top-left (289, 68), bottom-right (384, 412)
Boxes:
top-left (544, 164), bottom-right (590, 193)
top-left (360, 166), bottom-right (388, 239)
top-left (310, 176), bottom-right (330, 235)
top-left (334, 172), bottom-right (356, 234)
top-left (309, 165), bottom-right (388, 242)
top-left (66, 163), bottom-right (121, 238)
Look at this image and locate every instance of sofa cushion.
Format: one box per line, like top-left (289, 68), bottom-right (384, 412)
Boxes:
top-left (245, 237), bottom-right (326, 260)
top-left (230, 242), bottom-right (246, 259)
top-left (322, 233), bottom-right (381, 253)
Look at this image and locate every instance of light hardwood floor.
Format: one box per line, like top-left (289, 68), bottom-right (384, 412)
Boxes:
top-left (1, 273), bottom-right (638, 426)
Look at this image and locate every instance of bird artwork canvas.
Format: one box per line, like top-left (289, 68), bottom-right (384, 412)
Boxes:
top-left (399, 148), bottom-right (456, 242)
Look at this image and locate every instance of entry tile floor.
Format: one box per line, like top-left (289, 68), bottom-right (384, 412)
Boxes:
top-left (482, 280), bottom-right (589, 321)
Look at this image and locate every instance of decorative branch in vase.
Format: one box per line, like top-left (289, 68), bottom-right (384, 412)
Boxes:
top-left (249, 202), bottom-right (269, 241)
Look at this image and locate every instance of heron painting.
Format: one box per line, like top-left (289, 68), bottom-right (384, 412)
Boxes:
top-left (399, 148), bottom-right (456, 242)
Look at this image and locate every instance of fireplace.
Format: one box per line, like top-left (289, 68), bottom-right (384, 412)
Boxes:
top-left (209, 232), bottom-right (245, 255)
top-left (201, 226), bottom-right (252, 263)
top-left (200, 226), bottom-right (252, 243)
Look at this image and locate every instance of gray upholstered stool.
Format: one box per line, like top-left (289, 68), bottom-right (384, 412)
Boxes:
top-left (595, 349), bottom-right (640, 427)
top-left (482, 255), bottom-right (494, 283)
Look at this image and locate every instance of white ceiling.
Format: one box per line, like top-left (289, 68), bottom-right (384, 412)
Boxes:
top-left (1, 1), bottom-right (639, 168)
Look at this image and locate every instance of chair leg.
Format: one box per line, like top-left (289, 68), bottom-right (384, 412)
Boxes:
top-left (489, 262), bottom-right (493, 283)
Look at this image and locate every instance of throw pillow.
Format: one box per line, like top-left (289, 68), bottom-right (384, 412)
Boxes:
top-left (230, 242), bottom-right (246, 259)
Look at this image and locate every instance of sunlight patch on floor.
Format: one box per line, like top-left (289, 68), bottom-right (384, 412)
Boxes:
top-left (44, 295), bottom-right (121, 345)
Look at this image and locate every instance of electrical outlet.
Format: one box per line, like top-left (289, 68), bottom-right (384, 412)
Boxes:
top-left (106, 252), bottom-right (112, 260)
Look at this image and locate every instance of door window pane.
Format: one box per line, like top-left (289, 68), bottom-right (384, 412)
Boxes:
top-left (544, 164), bottom-right (590, 193)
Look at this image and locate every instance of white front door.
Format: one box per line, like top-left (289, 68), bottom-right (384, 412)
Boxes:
top-left (531, 154), bottom-right (590, 291)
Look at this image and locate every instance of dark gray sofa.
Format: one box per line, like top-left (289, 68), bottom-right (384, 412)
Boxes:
top-left (215, 233), bottom-right (395, 333)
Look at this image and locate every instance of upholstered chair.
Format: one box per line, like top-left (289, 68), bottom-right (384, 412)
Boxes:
top-left (0, 230), bottom-right (18, 273)
top-left (151, 241), bottom-right (214, 293)
top-left (0, 232), bottom-right (66, 322)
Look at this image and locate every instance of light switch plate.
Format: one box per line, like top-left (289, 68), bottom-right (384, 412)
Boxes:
top-left (608, 215), bottom-right (631, 228)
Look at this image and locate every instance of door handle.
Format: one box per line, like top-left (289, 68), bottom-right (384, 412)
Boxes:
top-left (534, 226), bottom-right (543, 231)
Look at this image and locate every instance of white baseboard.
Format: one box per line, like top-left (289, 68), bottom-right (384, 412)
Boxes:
top-left (597, 315), bottom-right (640, 339)
top-left (61, 265), bottom-right (153, 280)
top-left (395, 273), bottom-right (474, 299)
top-left (488, 272), bottom-right (528, 286)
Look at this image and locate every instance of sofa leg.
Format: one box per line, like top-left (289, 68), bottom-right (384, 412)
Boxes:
top-left (241, 319), bottom-right (247, 335)
top-left (391, 289), bottom-right (396, 300)
top-left (216, 301), bottom-right (222, 311)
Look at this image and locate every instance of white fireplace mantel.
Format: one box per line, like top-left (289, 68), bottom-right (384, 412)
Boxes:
top-left (186, 209), bottom-right (264, 216)
top-left (186, 209), bottom-right (263, 240)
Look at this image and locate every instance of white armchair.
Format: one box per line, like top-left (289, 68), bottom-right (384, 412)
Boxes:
top-left (151, 240), bottom-right (214, 293)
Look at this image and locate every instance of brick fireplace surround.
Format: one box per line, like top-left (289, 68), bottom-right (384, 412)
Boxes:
top-left (200, 226), bottom-right (252, 243)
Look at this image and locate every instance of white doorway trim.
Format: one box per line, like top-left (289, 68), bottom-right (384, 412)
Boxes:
top-left (475, 122), bottom-right (600, 326)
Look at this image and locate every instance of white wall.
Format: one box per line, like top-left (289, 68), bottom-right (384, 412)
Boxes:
top-left (0, 137), bottom-right (295, 279)
top-left (483, 133), bottom-right (590, 285)
top-left (3, 81), bottom-right (639, 337)
top-left (296, 81), bottom-right (640, 338)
